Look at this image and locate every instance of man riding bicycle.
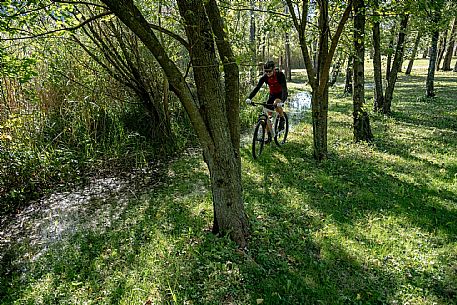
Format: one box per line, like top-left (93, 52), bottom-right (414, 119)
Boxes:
top-left (246, 60), bottom-right (288, 142)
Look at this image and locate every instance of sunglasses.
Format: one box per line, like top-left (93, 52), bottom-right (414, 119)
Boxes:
top-left (265, 70), bottom-right (273, 73)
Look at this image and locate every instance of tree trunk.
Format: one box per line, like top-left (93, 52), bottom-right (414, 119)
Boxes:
top-left (406, 31), bottom-right (422, 75)
top-left (285, 32), bottom-right (292, 81)
top-left (442, 18), bottom-right (457, 71)
top-left (386, 36), bottom-right (394, 80)
top-left (383, 14), bottom-right (409, 114)
top-left (329, 59), bottom-right (341, 87)
top-left (454, 59), bottom-right (457, 72)
top-left (312, 0), bottom-right (330, 160)
top-left (442, 41), bottom-right (455, 71)
top-left (249, 0), bottom-right (257, 81)
top-left (426, 30), bottom-right (440, 97)
top-left (344, 55), bottom-right (353, 95)
top-left (158, 7), bottom-right (171, 133)
top-left (286, 0), bottom-right (352, 161)
top-left (101, 0), bottom-right (249, 247)
top-left (311, 89), bottom-right (328, 160)
top-left (422, 48), bottom-right (428, 58)
top-left (436, 31), bottom-right (447, 71)
top-left (353, 0), bottom-right (373, 142)
top-left (372, 0), bottom-right (384, 111)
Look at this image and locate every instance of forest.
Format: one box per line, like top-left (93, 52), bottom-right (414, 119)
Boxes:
top-left (1, 0), bottom-right (456, 304)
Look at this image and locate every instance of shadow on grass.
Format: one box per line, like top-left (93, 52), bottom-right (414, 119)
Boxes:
top-left (240, 127), bottom-right (456, 303)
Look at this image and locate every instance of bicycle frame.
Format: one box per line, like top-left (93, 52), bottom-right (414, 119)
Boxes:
top-left (252, 102), bottom-right (283, 138)
top-left (250, 101), bottom-right (289, 159)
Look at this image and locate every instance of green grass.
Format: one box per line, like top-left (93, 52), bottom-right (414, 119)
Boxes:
top-left (1, 62), bottom-right (456, 304)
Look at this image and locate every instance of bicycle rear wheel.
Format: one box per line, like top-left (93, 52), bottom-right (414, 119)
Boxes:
top-left (252, 120), bottom-right (266, 159)
top-left (274, 112), bottom-right (289, 146)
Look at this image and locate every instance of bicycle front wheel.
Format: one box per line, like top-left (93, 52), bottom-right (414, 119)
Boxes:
top-left (252, 120), bottom-right (266, 159)
top-left (274, 112), bottom-right (289, 146)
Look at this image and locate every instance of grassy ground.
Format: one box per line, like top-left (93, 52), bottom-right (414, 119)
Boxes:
top-left (1, 60), bottom-right (456, 304)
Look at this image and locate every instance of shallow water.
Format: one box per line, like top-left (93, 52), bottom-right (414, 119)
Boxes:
top-left (286, 91), bottom-right (312, 126)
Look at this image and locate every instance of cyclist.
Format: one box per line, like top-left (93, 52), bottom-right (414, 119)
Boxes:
top-left (246, 60), bottom-right (288, 142)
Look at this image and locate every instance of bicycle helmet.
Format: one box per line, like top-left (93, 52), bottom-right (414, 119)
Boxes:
top-left (263, 60), bottom-right (275, 71)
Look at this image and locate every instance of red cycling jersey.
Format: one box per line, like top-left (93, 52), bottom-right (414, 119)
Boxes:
top-left (248, 70), bottom-right (288, 103)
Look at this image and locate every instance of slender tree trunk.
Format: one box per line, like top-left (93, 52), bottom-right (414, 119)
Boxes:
top-left (249, 0), bottom-right (256, 81)
top-left (353, 0), bottom-right (373, 142)
top-left (383, 14), bottom-right (409, 114)
top-left (406, 31), bottom-right (422, 75)
top-left (312, 0), bottom-right (330, 160)
top-left (329, 59), bottom-right (341, 86)
top-left (386, 36), bottom-right (394, 80)
top-left (344, 55), bottom-right (353, 95)
top-left (312, 39), bottom-right (318, 70)
top-left (284, 5), bottom-right (292, 80)
top-left (158, 5), bottom-right (171, 138)
top-left (285, 32), bottom-right (292, 81)
top-left (426, 30), bottom-right (440, 97)
top-left (372, 0), bottom-right (384, 111)
top-left (311, 89), bottom-right (328, 160)
top-left (286, 0), bottom-right (352, 161)
top-left (442, 41), bottom-right (455, 71)
top-left (422, 48), bottom-right (428, 58)
top-left (436, 31), bottom-right (447, 70)
top-left (442, 18), bottom-right (457, 71)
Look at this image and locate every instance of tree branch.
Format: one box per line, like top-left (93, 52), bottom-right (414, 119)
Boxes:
top-left (0, 11), bottom-right (112, 41)
top-left (0, 3), bottom-right (52, 18)
top-left (51, 0), bottom-right (109, 9)
top-left (148, 23), bottom-right (190, 51)
top-left (285, 0), bottom-right (317, 88)
top-left (217, 2), bottom-right (289, 18)
top-left (319, 0), bottom-right (353, 97)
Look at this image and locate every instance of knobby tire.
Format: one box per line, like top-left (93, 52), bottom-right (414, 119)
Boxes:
top-left (252, 120), bottom-right (266, 159)
top-left (274, 112), bottom-right (289, 146)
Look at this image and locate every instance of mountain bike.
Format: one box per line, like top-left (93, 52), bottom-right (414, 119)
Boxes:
top-left (249, 101), bottom-right (289, 159)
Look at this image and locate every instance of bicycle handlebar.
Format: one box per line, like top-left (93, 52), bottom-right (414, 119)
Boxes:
top-left (249, 101), bottom-right (284, 109)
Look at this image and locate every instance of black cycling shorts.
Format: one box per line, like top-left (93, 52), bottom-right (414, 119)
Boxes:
top-left (267, 92), bottom-right (283, 105)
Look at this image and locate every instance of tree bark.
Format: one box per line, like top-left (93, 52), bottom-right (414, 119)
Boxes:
top-left (285, 32), bottom-right (292, 81)
top-left (386, 35), bottom-right (394, 80)
top-left (422, 48), bottom-right (428, 59)
top-left (372, 0), bottom-right (384, 111)
top-left (436, 31), bottom-right (447, 71)
top-left (344, 55), bottom-right (353, 95)
top-left (426, 30), bottom-right (440, 97)
top-left (442, 18), bottom-right (457, 71)
top-left (101, 0), bottom-right (249, 247)
top-left (405, 31), bottom-right (422, 75)
top-left (249, 0), bottom-right (257, 81)
top-left (312, 0), bottom-right (330, 160)
top-left (353, 0), bottom-right (373, 142)
top-left (383, 14), bottom-right (409, 114)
